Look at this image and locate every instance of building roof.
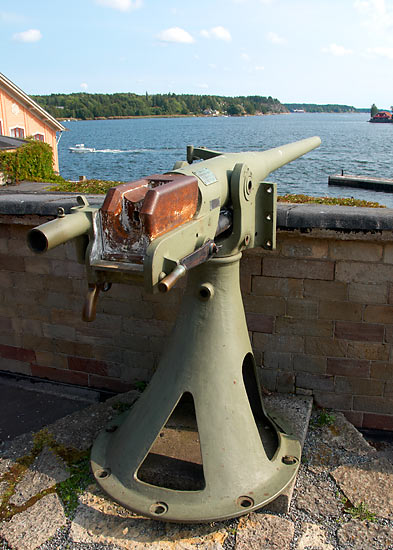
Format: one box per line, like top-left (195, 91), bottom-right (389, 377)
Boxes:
top-left (0, 73), bottom-right (65, 133)
top-left (0, 135), bottom-right (26, 150)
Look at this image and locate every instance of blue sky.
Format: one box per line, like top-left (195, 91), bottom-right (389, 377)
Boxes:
top-left (2, 0), bottom-right (393, 108)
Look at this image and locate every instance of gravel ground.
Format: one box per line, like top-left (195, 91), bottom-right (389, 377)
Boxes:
top-left (1, 409), bottom-right (393, 550)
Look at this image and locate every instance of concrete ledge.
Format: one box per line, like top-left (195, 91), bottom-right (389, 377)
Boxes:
top-left (277, 203), bottom-right (393, 232)
top-left (0, 185), bottom-right (103, 216)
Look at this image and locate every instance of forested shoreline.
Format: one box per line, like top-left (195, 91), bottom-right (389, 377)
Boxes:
top-left (31, 92), bottom-right (364, 120)
top-left (32, 92), bottom-right (287, 120)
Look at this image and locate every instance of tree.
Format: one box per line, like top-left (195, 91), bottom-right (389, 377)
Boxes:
top-left (227, 103), bottom-right (244, 116)
top-left (371, 103), bottom-right (378, 117)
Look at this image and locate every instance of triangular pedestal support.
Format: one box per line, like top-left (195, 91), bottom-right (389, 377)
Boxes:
top-left (91, 252), bottom-right (301, 522)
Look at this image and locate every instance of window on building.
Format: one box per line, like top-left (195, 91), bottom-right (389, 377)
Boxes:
top-left (10, 127), bottom-right (25, 138)
top-left (34, 133), bottom-right (45, 142)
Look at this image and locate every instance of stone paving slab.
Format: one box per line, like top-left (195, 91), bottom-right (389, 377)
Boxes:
top-left (295, 477), bottom-right (341, 519)
top-left (235, 513), bottom-right (294, 550)
top-left (70, 485), bottom-right (228, 550)
top-left (296, 522), bottom-right (335, 550)
top-left (10, 447), bottom-right (68, 506)
top-left (0, 493), bottom-right (66, 550)
top-left (337, 519), bottom-right (393, 550)
top-left (331, 456), bottom-right (393, 520)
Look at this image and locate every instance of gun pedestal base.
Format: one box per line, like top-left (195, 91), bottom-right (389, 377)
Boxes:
top-left (91, 253), bottom-right (301, 522)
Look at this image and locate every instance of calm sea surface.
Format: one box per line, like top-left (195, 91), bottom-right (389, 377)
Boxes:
top-left (58, 113), bottom-right (393, 207)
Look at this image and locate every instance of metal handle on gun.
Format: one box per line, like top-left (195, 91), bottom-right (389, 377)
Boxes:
top-left (158, 240), bottom-right (218, 293)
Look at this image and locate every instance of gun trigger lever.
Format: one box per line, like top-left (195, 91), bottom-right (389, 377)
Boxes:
top-left (82, 282), bottom-right (112, 322)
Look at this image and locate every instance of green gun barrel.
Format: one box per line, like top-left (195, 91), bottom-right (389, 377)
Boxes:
top-left (238, 136), bottom-right (321, 181)
top-left (28, 210), bottom-right (91, 253)
top-left (174, 136), bottom-right (321, 209)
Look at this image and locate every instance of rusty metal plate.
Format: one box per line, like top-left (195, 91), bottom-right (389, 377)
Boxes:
top-left (99, 174), bottom-right (198, 263)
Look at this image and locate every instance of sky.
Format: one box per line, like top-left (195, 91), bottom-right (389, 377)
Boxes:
top-left (2, 0), bottom-right (393, 108)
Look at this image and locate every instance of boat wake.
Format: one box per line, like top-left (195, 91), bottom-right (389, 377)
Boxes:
top-left (69, 144), bottom-right (153, 154)
top-left (93, 148), bottom-right (150, 154)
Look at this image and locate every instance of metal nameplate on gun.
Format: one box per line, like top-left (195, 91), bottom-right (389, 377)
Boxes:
top-left (192, 167), bottom-right (218, 186)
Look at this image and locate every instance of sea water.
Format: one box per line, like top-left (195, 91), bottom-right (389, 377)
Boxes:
top-left (58, 113), bottom-right (393, 207)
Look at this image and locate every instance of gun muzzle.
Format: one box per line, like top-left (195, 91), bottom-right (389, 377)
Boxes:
top-left (28, 210), bottom-right (91, 253)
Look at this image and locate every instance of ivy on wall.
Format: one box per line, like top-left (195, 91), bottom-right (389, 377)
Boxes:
top-left (0, 139), bottom-right (64, 183)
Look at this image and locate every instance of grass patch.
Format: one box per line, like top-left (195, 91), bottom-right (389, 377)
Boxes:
top-left (344, 501), bottom-right (376, 522)
top-left (56, 455), bottom-right (92, 517)
top-left (49, 179), bottom-right (122, 194)
top-left (312, 409), bottom-right (336, 428)
top-left (338, 494), bottom-right (377, 522)
top-left (277, 193), bottom-right (385, 208)
top-left (134, 380), bottom-right (147, 393)
top-left (111, 401), bottom-right (133, 414)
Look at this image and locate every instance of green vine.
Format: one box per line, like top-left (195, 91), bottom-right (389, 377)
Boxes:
top-left (0, 139), bottom-right (65, 184)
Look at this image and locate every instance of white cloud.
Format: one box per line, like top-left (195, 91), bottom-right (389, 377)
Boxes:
top-left (157, 27), bottom-right (194, 44)
top-left (353, 0), bottom-right (393, 31)
top-left (13, 29), bottom-right (42, 43)
top-left (80, 82), bottom-right (89, 90)
top-left (241, 53), bottom-right (250, 61)
top-left (367, 46), bottom-right (393, 59)
top-left (197, 83), bottom-right (209, 89)
top-left (266, 31), bottom-right (285, 44)
top-left (254, 65), bottom-right (265, 71)
top-left (95, 0), bottom-right (142, 11)
top-left (201, 26), bottom-right (232, 41)
top-left (322, 43), bottom-right (353, 56)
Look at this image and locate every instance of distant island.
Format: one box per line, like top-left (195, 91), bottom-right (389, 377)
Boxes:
top-left (284, 103), bottom-right (368, 113)
top-left (31, 93), bottom-right (287, 120)
top-left (31, 92), bottom-right (369, 120)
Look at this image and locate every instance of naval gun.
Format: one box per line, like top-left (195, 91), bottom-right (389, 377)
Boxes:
top-left (28, 136), bottom-right (321, 522)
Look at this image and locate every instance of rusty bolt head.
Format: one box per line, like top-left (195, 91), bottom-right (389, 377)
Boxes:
top-left (282, 455), bottom-right (298, 465)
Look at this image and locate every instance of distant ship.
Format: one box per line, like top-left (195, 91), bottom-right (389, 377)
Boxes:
top-left (292, 109), bottom-right (305, 113)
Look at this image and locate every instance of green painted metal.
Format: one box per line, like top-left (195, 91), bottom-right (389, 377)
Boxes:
top-left (28, 136), bottom-right (321, 522)
top-left (91, 253), bottom-right (300, 522)
top-left (27, 195), bottom-right (95, 255)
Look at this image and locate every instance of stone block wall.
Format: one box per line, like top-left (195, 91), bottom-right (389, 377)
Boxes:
top-left (1, 199), bottom-right (393, 430)
top-left (0, 216), bottom-right (182, 393)
top-left (241, 230), bottom-right (393, 431)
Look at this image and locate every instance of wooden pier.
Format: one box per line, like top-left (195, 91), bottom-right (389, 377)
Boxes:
top-left (328, 173), bottom-right (393, 192)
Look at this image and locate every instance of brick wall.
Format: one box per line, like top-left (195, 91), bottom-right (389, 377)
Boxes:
top-left (0, 217), bottom-right (181, 393)
top-left (243, 230), bottom-right (393, 431)
top-left (1, 211), bottom-right (393, 430)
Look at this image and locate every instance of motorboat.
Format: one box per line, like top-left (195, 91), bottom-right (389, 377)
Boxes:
top-left (69, 143), bottom-right (95, 153)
